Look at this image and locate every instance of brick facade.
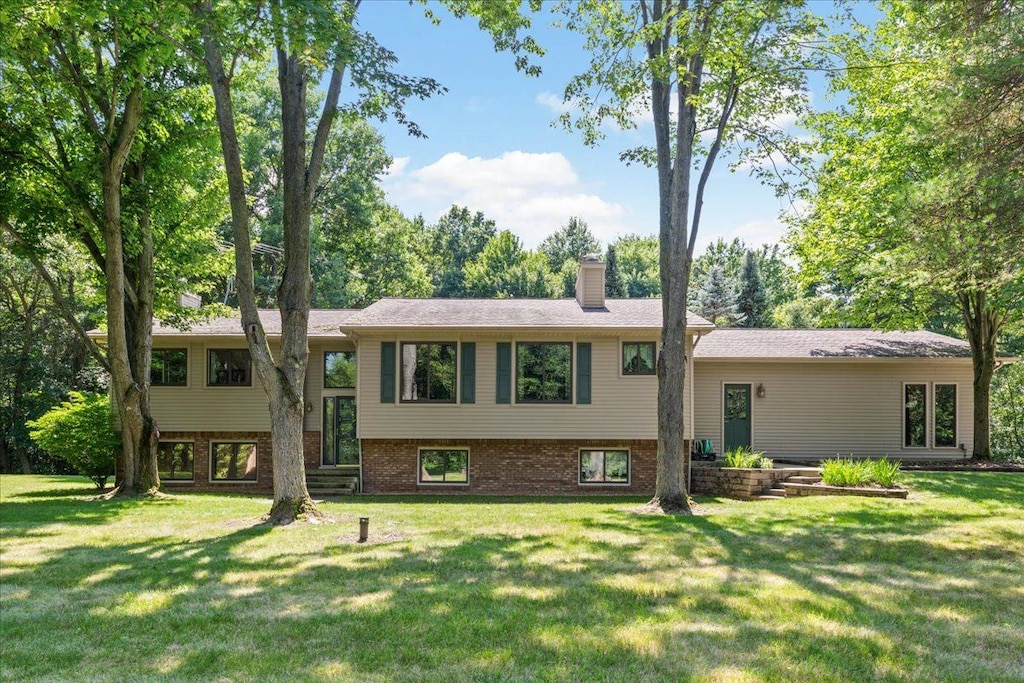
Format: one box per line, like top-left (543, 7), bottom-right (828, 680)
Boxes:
top-left (157, 431), bottom-right (320, 494)
top-left (361, 438), bottom-right (667, 495)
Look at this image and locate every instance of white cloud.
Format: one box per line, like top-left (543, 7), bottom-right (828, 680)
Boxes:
top-left (382, 151), bottom-right (634, 247)
top-left (535, 91), bottom-right (575, 115)
top-left (694, 217), bottom-right (787, 256)
top-left (383, 156), bottom-right (410, 178)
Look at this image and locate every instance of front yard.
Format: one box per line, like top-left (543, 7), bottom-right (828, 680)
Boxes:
top-left (1, 473), bottom-right (1022, 682)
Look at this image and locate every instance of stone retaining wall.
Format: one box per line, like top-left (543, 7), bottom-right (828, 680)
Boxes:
top-left (691, 462), bottom-right (790, 499)
top-left (783, 482), bottom-right (909, 499)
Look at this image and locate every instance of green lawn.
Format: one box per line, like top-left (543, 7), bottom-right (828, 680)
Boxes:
top-left (1, 474), bottom-right (1022, 682)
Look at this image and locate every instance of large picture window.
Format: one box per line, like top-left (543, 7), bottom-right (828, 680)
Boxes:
top-left (579, 449), bottom-right (629, 484)
top-left (156, 442), bottom-right (194, 481)
top-left (516, 342), bottom-right (572, 403)
top-left (151, 349), bottom-right (187, 386)
top-left (401, 343), bottom-right (456, 402)
top-left (324, 351), bottom-right (356, 388)
top-left (904, 384), bottom-right (927, 448)
top-left (208, 349), bottom-right (251, 386)
top-left (418, 448), bottom-right (469, 484)
top-left (934, 384), bottom-right (957, 448)
top-left (211, 442), bottom-right (257, 481)
top-left (622, 342), bottom-right (656, 375)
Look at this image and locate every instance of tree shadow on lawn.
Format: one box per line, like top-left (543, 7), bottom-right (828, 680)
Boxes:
top-left (3, 490), bottom-right (1023, 681)
top-left (906, 471), bottom-right (1024, 508)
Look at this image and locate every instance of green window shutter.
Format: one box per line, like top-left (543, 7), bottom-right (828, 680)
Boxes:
top-left (576, 342), bottom-right (592, 405)
top-left (460, 342), bottom-right (476, 404)
top-left (380, 341), bottom-right (396, 403)
top-left (496, 342), bottom-right (511, 404)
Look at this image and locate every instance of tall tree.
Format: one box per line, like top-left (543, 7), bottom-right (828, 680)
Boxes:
top-left (561, 0), bottom-right (820, 511)
top-left (791, 0), bottom-right (1024, 458)
top-left (464, 231), bottom-right (555, 298)
top-left (737, 250), bottom-right (768, 327)
top-left (604, 243), bottom-right (626, 297)
top-left (1, 1), bottom-right (225, 495)
top-left (195, 0), bottom-right (539, 521)
top-left (428, 206), bottom-right (498, 297)
top-left (695, 265), bottom-right (742, 327)
top-left (613, 234), bottom-right (661, 298)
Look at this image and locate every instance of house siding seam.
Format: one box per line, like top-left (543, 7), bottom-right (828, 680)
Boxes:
top-left (360, 438), bottom-right (667, 495)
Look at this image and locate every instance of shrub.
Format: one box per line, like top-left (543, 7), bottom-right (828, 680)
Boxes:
top-left (821, 456), bottom-right (902, 488)
top-left (871, 457), bottom-right (902, 488)
top-left (755, 455), bottom-right (774, 469)
top-left (27, 392), bottom-right (119, 489)
top-left (724, 446), bottom-right (770, 468)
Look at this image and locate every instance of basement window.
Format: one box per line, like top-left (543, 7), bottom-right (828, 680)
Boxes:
top-left (157, 442), bottom-right (194, 481)
top-left (579, 449), bottom-right (630, 484)
top-left (418, 448), bottom-right (469, 484)
top-left (211, 442), bottom-right (257, 482)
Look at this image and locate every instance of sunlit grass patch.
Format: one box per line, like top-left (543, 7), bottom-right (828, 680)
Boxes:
top-left (1, 473), bottom-right (1023, 682)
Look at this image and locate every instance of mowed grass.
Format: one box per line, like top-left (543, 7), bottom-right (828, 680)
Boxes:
top-left (1, 474), bottom-right (1022, 683)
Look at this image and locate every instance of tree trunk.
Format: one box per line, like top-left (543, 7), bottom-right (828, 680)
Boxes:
top-left (959, 290), bottom-right (1001, 460)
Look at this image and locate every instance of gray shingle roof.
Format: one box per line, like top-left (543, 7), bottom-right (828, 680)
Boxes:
top-left (341, 298), bottom-right (715, 330)
top-left (694, 329), bottom-right (974, 359)
top-left (151, 309), bottom-right (359, 337)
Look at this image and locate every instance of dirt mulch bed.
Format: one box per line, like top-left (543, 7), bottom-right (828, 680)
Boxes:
top-left (900, 459), bottom-right (1024, 473)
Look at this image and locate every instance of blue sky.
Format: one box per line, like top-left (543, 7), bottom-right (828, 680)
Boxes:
top-left (351, 1), bottom-right (861, 254)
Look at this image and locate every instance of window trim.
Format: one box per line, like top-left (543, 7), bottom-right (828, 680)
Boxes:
top-left (578, 448), bottom-right (631, 486)
top-left (151, 348), bottom-right (188, 387)
top-left (323, 350), bottom-right (356, 389)
top-left (417, 447), bottom-right (470, 486)
top-left (933, 382), bottom-right (959, 449)
top-left (902, 382), bottom-right (929, 449)
top-left (156, 440), bottom-right (195, 483)
top-left (399, 342), bottom-right (458, 404)
top-left (209, 440), bottom-right (259, 483)
top-left (621, 341), bottom-right (657, 376)
top-left (206, 348), bottom-right (252, 387)
top-left (515, 341), bottom-right (574, 404)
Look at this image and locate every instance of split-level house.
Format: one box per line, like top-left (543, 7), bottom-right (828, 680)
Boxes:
top-left (132, 257), bottom-right (1000, 495)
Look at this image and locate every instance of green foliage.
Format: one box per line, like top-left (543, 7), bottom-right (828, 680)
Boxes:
top-left (820, 457), bottom-right (903, 489)
top-left (428, 206), bottom-right (498, 297)
top-left (738, 251), bottom-right (769, 327)
top-left (992, 364), bottom-right (1024, 462)
top-left (536, 218), bottom-right (598, 294)
top-left (464, 231), bottom-right (555, 298)
top-left (772, 296), bottom-right (826, 329)
top-left (695, 265), bottom-right (741, 326)
top-left (611, 234), bottom-right (660, 298)
top-left (723, 446), bottom-right (769, 468)
top-left (604, 243), bottom-right (625, 298)
top-left (27, 393), bottom-right (119, 489)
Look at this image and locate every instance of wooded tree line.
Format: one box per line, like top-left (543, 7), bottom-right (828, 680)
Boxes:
top-left (1, 1), bottom-right (1020, 515)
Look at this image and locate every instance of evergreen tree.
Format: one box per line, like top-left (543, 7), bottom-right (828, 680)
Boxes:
top-left (604, 244), bottom-right (625, 297)
top-left (695, 265), bottom-right (742, 327)
top-left (738, 251), bottom-right (769, 327)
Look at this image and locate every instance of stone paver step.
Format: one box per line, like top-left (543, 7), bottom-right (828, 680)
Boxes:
top-left (750, 495), bottom-right (786, 501)
top-left (786, 475), bottom-right (822, 484)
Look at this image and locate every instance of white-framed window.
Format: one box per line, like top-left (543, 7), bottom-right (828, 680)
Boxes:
top-left (579, 449), bottom-right (630, 485)
top-left (418, 448), bottom-right (469, 484)
top-left (211, 441), bottom-right (258, 482)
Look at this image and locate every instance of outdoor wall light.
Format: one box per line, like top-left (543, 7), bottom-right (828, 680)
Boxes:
top-left (756, 383), bottom-right (766, 398)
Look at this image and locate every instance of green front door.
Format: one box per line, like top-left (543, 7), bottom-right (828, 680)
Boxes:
top-left (322, 396), bottom-right (359, 467)
top-left (723, 384), bottom-right (752, 453)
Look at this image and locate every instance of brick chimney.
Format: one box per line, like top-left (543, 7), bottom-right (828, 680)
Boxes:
top-left (575, 254), bottom-right (606, 309)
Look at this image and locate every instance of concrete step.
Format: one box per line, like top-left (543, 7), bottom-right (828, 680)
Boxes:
top-left (766, 487), bottom-right (787, 496)
top-left (306, 475), bottom-right (359, 484)
top-left (310, 488), bottom-right (355, 498)
top-left (775, 467), bottom-right (822, 477)
top-left (786, 475), bottom-right (822, 484)
top-left (750, 494), bottom-right (786, 501)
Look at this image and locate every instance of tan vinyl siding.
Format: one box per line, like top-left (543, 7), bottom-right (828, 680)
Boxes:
top-left (148, 338), bottom-right (355, 433)
top-left (358, 333), bottom-right (687, 440)
top-left (693, 359), bottom-right (975, 459)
